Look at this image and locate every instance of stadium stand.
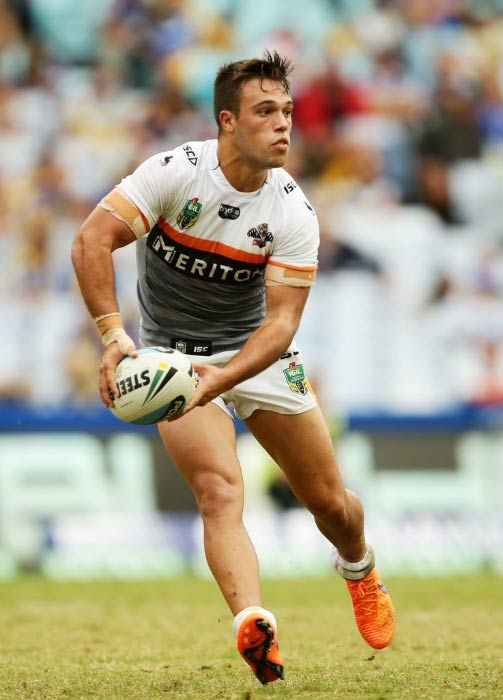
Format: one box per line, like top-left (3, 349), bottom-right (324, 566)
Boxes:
top-left (0, 1), bottom-right (502, 579)
top-left (1, 0), bottom-right (501, 413)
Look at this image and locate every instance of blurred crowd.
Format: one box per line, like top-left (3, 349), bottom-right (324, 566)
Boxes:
top-left (1, 0), bottom-right (502, 413)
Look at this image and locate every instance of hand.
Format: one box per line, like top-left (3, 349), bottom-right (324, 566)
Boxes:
top-left (99, 336), bottom-right (137, 407)
top-left (174, 362), bottom-right (232, 419)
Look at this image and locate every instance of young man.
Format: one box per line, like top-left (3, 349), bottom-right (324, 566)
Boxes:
top-left (71, 51), bottom-right (395, 685)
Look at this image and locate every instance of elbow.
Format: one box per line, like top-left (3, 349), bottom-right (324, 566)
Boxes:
top-left (277, 318), bottom-right (299, 355)
top-left (71, 231), bottom-right (84, 271)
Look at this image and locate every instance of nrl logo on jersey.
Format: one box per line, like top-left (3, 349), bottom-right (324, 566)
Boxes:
top-left (177, 197), bottom-right (202, 229)
top-left (247, 223), bottom-right (273, 248)
top-left (283, 361), bottom-right (309, 396)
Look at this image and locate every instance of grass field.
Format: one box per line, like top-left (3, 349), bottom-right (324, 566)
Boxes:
top-left (0, 574), bottom-right (502, 700)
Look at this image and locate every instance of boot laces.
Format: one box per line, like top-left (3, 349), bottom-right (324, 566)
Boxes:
top-left (355, 579), bottom-right (379, 616)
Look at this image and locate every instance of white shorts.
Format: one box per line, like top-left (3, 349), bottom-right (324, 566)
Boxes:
top-left (187, 341), bottom-right (317, 420)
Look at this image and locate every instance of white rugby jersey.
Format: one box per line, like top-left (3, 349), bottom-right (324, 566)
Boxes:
top-left (118, 139), bottom-right (319, 353)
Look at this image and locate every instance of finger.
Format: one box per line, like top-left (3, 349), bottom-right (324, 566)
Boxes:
top-left (178, 394), bottom-right (199, 417)
top-left (182, 388), bottom-right (211, 415)
top-left (167, 397), bottom-right (198, 421)
top-left (106, 363), bottom-right (119, 400)
top-left (100, 353), bottom-right (120, 403)
top-left (167, 410), bottom-right (183, 422)
top-left (98, 364), bottom-right (113, 407)
top-left (179, 398), bottom-right (197, 416)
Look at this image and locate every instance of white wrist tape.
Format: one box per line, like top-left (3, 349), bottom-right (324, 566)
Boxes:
top-left (101, 327), bottom-right (135, 353)
top-left (94, 312), bottom-right (122, 323)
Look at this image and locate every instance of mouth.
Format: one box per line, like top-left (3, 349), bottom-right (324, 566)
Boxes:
top-left (272, 139), bottom-right (289, 150)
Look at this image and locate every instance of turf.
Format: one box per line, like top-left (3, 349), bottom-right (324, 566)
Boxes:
top-left (0, 574), bottom-right (501, 700)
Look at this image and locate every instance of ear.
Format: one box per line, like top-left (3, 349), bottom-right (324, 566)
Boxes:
top-left (219, 110), bottom-right (235, 133)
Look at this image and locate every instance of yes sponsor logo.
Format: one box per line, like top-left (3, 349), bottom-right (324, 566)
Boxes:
top-left (247, 223), bottom-right (273, 248)
top-left (218, 203), bottom-right (240, 220)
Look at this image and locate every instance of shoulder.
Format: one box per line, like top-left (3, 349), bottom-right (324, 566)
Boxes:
top-left (267, 168), bottom-right (318, 226)
top-left (168, 139), bottom-right (217, 168)
top-left (117, 140), bottom-right (217, 223)
top-left (137, 139), bottom-right (217, 178)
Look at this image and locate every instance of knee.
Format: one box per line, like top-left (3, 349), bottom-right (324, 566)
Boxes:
top-left (305, 490), bottom-right (349, 527)
top-left (193, 472), bottom-right (242, 521)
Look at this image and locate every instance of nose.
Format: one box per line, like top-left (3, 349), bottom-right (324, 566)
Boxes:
top-left (275, 112), bottom-right (289, 131)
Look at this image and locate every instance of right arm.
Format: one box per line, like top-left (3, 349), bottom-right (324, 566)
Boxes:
top-left (71, 206), bottom-right (137, 406)
top-left (72, 149), bottom-right (176, 406)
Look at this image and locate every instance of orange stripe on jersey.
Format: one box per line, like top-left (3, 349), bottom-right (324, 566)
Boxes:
top-left (100, 188), bottom-right (151, 237)
top-left (157, 218), bottom-right (268, 265)
top-left (138, 207), bottom-right (150, 232)
top-left (267, 259), bottom-right (318, 271)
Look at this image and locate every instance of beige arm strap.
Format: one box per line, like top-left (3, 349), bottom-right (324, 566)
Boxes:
top-left (265, 263), bottom-right (317, 287)
top-left (98, 188), bottom-right (149, 239)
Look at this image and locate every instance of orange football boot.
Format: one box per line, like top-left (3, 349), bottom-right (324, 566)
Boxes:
top-left (346, 569), bottom-right (395, 649)
top-left (236, 613), bottom-right (284, 685)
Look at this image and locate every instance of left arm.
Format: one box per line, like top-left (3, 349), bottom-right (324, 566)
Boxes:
top-left (184, 284), bottom-right (310, 412)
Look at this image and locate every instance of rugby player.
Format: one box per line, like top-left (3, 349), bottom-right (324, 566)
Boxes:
top-left (71, 51), bottom-right (395, 685)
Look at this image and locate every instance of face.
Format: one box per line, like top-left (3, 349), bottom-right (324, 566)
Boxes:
top-left (224, 78), bottom-right (293, 169)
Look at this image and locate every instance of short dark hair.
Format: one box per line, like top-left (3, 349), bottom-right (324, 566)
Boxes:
top-left (213, 50), bottom-right (293, 130)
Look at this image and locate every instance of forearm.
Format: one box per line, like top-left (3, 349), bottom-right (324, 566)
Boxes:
top-left (71, 208), bottom-right (136, 336)
top-left (220, 316), bottom-right (296, 390)
top-left (71, 233), bottom-right (120, 319)
top-left (177, 282), bottom-right (310, 415)
top-left (218, 284), bottom-right (309, 390)
top-left (71, 211), bottom-right (138, 405)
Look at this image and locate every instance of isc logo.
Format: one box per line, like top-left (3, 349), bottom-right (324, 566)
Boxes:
top-left (193, 346), bottom-right (209, 353)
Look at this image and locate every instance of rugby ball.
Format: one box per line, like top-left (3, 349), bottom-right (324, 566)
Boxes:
top-left (110, 347), bottom-right (197, 424)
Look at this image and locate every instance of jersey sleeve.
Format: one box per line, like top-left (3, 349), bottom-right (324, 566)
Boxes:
top-left (117, 148), bottom-right (188, 232)
top-left (268, 204), bottom-right (319, 271)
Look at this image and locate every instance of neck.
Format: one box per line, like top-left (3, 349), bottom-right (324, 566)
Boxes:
top-left (216, 141), bottom-right (268, 192)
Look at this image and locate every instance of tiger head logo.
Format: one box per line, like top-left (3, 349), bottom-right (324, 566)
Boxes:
top-left (247, 223), bottom-right (274, 248)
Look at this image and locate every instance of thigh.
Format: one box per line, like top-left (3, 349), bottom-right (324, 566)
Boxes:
top-left (229, 343), bottom-right (317, 420)
top-left (157, 401), bottom-right (242, 491)
top-left (244, 405), bottom-right (346, 504)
